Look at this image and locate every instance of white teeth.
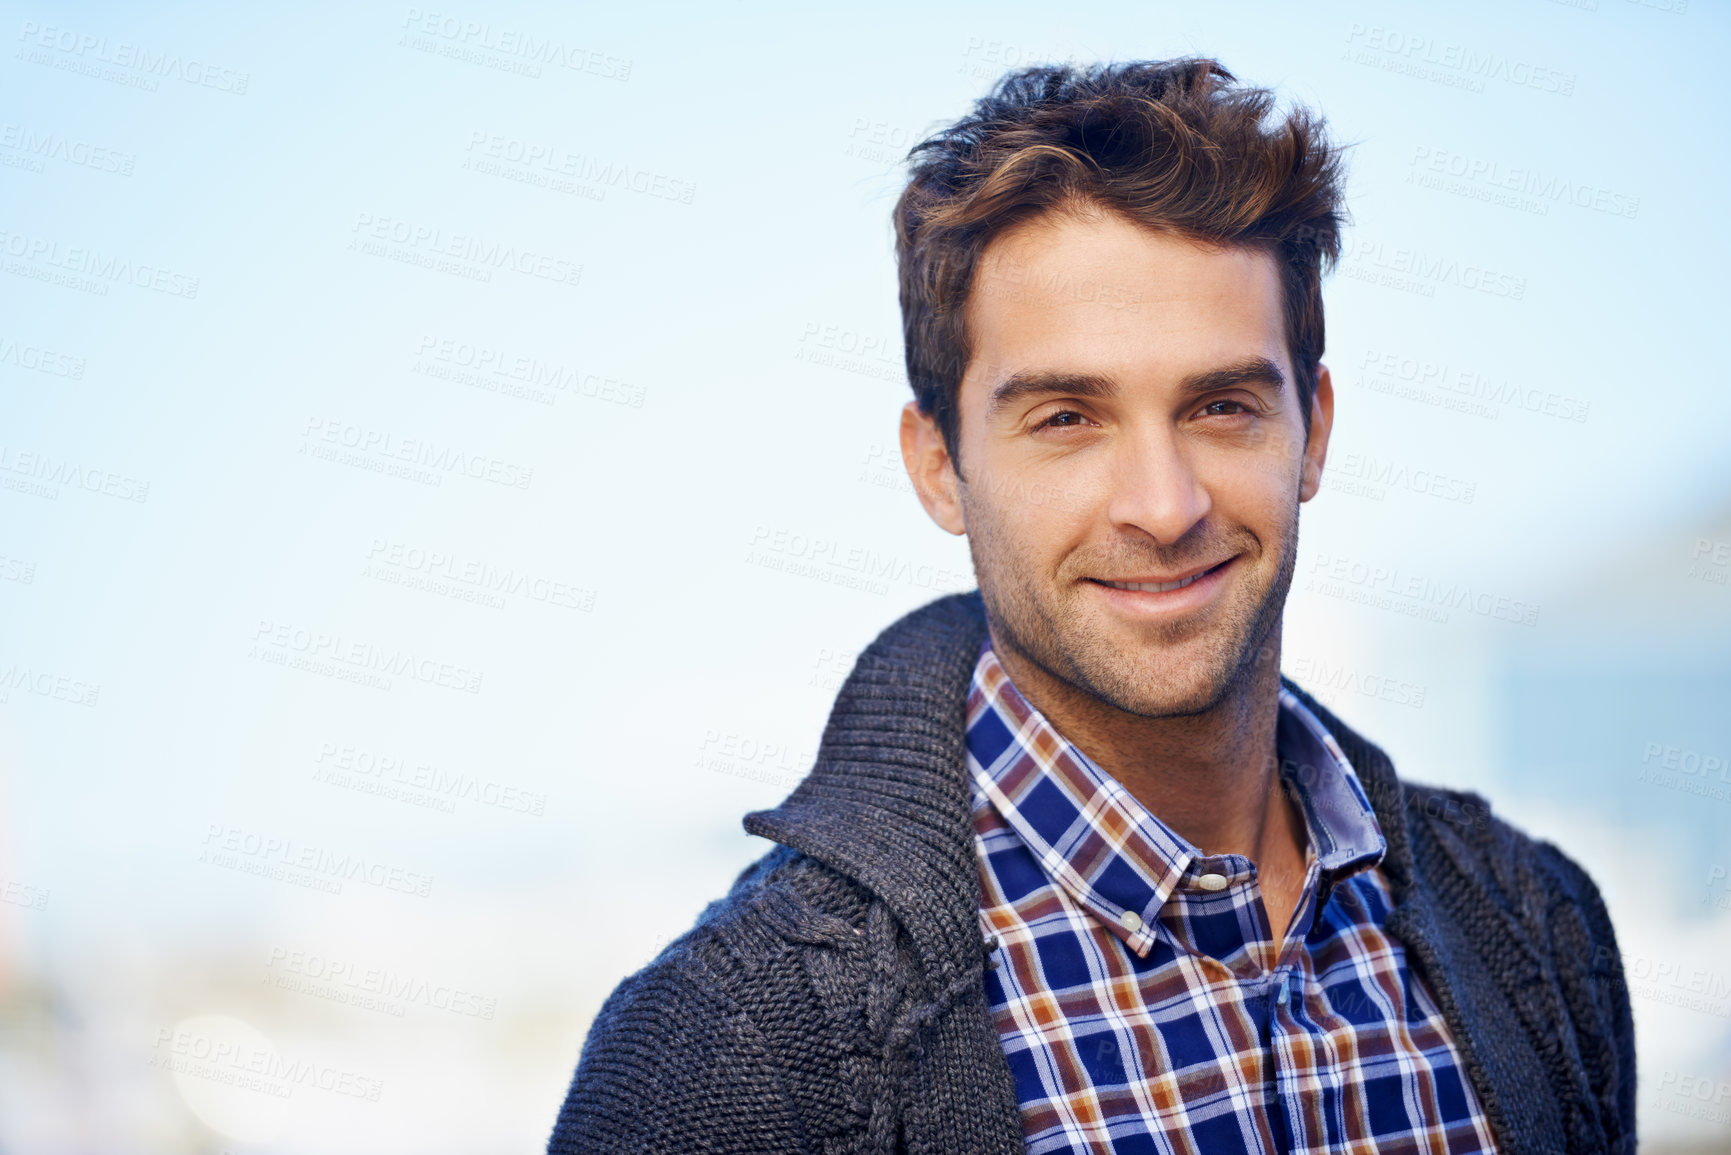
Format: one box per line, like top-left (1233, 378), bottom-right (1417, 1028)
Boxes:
top-left (1103, 573), bottom-right (1203, 593)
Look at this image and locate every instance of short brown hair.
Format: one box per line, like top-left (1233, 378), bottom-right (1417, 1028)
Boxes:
top-left (894, 58), bottom-right (1349, 474)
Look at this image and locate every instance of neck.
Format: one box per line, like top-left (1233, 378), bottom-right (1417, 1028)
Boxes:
top-left (987, 622), bottom-right (1301, 868)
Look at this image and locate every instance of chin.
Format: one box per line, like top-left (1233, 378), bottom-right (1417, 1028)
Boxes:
top-left (1095, 663), bottom-right (1237, 719)
top-left (1071, 583), bottom-right (1277, 719)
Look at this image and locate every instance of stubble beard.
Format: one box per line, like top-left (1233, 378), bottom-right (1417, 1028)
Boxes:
top-left (965, 490), bottom-right (1300, 720)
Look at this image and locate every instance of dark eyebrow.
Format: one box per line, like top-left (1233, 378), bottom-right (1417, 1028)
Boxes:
top-left (1175, 356), bottom-right (1287, 401)
top-left (983, 356), bottom-right (1286, 421)
top-left (985, 371), bottom-right (1117, 421)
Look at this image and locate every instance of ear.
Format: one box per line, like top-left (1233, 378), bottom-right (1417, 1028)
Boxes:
top-left (1298, 363), bottom-right (1334, 503)
top-left (899, 401), bottom-right (966, 535)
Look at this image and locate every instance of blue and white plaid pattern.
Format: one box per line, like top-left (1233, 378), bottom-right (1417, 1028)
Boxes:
top-left (969, 638), bottom-right (1498, 1154)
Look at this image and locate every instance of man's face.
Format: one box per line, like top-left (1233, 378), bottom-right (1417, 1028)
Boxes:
top-left (900, 205), bottom-right (1333, 718)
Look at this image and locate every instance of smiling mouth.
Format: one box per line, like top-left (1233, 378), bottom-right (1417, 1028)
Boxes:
top-left (1089, 558), bottom-right (1234, 594)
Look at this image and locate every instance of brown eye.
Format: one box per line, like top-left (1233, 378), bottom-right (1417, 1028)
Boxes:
top-left (1040, 410), bottom-right (1086, 428)
top-left (1203, 400), bottom-right (1247, 416)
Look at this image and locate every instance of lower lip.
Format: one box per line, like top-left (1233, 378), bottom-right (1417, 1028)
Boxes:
top-left (1085, 558), bottom-right (1238, 618)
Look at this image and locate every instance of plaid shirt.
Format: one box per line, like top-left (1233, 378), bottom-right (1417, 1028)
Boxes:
top-left (969, 638), bottom-right (1498, 1154)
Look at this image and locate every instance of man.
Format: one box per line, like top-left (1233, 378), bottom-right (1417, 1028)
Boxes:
top-left (548, 59), bottom-right (1634, 1154)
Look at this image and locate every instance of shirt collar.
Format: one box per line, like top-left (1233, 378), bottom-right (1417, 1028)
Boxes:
top-left (967, 637), bottom-right (1385, 953)
top-left (1274, 683), bottom-right (1387, 882)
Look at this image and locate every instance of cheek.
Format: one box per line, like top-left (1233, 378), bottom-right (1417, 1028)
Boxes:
top-left (968, 475), bottom-right (1094, 561)
top-left (1241, 423), bottom-right (1307, 481)
top-left (1198, 451), bottom-right (1301, 534)
top-left (1223, 415), bottom-right (1307, 487)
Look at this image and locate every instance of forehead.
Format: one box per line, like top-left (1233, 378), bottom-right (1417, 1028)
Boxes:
top-left (962, 208), bottom-right (1287, 389)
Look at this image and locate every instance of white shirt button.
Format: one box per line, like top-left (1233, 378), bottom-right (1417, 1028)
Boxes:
top-left (1119, 910), bottom-right (1142, 932)
top-left (1196, 872), bottom-right (1230, 892)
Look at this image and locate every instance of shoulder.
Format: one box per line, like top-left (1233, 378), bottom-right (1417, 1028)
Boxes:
top-left (1354, 740), bottom-right (1618, 974)
top-left (1398, 773), bottom-right (1613, 948)
top-left (547, 844), bottom-right (878, 1154)
top-left (1400, 777), bottom-right (1629, 1014)
top-left (1397, 777), bottom-right (1637, 1146)
top-left (679, 842), bottom-right (877, 986)
top-left (587, 839), bottom-right (874, 1030)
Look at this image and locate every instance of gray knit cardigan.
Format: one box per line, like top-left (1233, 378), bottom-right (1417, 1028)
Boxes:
top-left (547, 591), bottom-right (1635, 1154)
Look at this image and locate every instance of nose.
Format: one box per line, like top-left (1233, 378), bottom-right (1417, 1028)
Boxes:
top-left (1104, 422), bottom-right (1211, 547)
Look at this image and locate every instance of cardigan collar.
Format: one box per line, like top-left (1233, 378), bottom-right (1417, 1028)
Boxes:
top-left (744, 589), bottom-right (1420, 988)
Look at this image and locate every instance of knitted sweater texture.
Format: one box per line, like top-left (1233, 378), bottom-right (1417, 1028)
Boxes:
top-left (547, 591), bottom-right (1636, 1154)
